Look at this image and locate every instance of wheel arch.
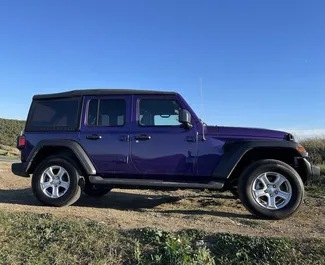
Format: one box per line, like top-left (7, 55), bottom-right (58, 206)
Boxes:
top-left (212, 140), bottom-right (308, 188)
top-left (26, 139), bottom-right (96, 175)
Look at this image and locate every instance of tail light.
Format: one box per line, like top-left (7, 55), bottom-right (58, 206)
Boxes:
top-left (17, 135), bottom-right (26, 149)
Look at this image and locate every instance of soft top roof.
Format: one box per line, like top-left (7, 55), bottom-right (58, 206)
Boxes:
top-left (33, 89), bottom-right (177, 100)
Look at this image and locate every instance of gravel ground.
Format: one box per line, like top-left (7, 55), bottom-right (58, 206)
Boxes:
top-left (0, 162), bottom-right (324, 239)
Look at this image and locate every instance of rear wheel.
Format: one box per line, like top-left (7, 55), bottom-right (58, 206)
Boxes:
top-left (237, 159), bottom-right (304, 219)
top-left (32, 156), bottom-right (82, 207)
top-left (83, 184), bottom-right (111, 197)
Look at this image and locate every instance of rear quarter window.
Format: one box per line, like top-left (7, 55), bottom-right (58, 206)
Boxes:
top-left (25, 97), bottom-right (81, 131)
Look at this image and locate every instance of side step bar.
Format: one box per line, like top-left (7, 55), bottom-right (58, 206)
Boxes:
top-left (89, 176), bottom-right (224, 190)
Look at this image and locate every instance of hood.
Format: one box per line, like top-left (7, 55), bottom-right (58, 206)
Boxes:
top-left (206, 126), bottom-right (289, 140)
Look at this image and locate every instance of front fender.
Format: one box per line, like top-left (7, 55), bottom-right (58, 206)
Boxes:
top-left (212, 140), bottom-right (306, 180)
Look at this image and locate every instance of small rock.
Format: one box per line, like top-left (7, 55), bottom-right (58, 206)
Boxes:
top-left (195, 240), bottom-right (205, 248)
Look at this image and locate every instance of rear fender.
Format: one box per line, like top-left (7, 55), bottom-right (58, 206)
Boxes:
top-left (26, 139), bottom-right (96, 175)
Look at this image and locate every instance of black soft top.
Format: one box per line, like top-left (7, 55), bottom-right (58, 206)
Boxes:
top-left (33, 89), bottom-right (177, 100)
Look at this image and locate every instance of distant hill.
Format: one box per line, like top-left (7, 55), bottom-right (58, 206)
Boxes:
top-left (0, 118), bottom-right (26, 147)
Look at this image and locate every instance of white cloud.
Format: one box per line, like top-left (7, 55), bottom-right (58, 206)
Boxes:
top-left (280, 129), bottom-right (325, 140)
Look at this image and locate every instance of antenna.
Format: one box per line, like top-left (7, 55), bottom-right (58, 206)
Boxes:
top-left (200, 77), bottom-right (206, 141)
top-left (200, 77), bottom-right (203, 119)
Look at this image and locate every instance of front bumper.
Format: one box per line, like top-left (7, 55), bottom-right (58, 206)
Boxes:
top-left (301, 158), bottom-right (320, 184)
top-left (11, 162), bottom-right (30, 178)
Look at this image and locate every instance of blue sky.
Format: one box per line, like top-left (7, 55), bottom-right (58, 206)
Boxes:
top-left (0, 0), bottom-right (324, 133)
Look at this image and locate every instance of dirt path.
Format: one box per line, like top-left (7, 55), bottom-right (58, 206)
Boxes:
top-left (1, 162), bottom-right (324, 239)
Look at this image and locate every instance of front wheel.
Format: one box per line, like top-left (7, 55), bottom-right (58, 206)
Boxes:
top-left (237, 159), bottom-right (304, 220)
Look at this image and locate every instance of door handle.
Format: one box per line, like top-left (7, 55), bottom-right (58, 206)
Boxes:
top-left (86, 134), bottom-right (102, 140)
top-left (135, 135), bottom-right (151, 140)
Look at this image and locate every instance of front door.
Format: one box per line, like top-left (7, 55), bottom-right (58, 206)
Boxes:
top-left (130, 95), bottom-right (198, 179)
top-left (79, 95), bottom-right (132, 175)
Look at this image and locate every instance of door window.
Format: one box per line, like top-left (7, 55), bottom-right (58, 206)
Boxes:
top-left (87, 98), bottom-right (126, 126)
top-left (138, 99), bottom-right (181, 126)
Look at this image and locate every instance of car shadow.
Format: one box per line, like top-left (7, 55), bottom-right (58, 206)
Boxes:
top-left (157, 209), bottom-right (253, 219)
top-left (75, 191), bottom-right (181, 210)
top-left (0, 188), bottom-right (41, 206)
top-left (0, 188), bottom-right (181, 210)
top-left (0, 188), bottom-right (251, 219)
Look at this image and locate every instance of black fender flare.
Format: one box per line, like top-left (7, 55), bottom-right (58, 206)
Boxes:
top-left (26, 139), bottom-right (96, 175)
top-left (212, 140), bottom-right (307, 180)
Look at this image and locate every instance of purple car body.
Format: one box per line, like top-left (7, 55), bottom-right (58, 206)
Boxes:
top-left (11, 89), bottom-right (320, 219)
top-left (20, 91), bottom-right (289, 180)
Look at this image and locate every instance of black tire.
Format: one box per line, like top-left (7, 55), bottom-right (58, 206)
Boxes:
top-left (237, 159), bottom-right (304, 220)
top-left (83, 184), bottom-right (111, 197)
top-left (229, 187), bottom-right (239, 199)
top-left (32, 156), bottom-right (82, 207)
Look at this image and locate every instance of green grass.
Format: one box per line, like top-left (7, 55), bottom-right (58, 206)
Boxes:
top-left (0, 211), bottom-right (325, 265)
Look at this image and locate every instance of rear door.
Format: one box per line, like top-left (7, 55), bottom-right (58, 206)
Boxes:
top-left (130, 95), bottom-right (198, 179)
top-left (79, 95), bottom-right (133, 175)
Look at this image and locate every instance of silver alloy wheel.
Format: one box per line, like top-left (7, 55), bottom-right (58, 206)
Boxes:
top-left (40, 165), bottom-right (70, 198)
top-left (252, 172), bottom-right (292, 210)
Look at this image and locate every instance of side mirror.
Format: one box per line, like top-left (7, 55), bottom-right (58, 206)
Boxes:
top-left (178, 109), bottom-right (192, 129)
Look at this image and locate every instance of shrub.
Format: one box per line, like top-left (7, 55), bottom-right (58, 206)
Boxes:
top-left (300, 137), bottom-right (325, 165)
top-left (0, 118), bottom-right (25, 147)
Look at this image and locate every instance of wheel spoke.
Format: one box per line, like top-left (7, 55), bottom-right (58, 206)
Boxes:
top-left (46, 167), bottom-right (56, 180)
top-left (41, 182), bottom-right (52, 191)
top-left (59, 181), bottom-right (69, 190)
top-left (267, 195), bottom-right (277, 209)
top-left (254, 189), bottom-right (267, 198)
top-left (274, 174), bottom-right (286, 188)
top-left (57, 167), bottom-right (66, 179)
top-left (276, 191), bottom-right (290, 200)
top-left (52, 186), bottom-right (60, 198)
top-left (259, 173), bottom-right (270, 187)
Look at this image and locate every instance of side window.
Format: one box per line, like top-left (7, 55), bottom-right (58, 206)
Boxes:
top-left (87, 98), bottom-right (126, 126)
top-left (139, 99), bottom-right (182, 126)
top-left (26, 97), bottom-right (81, 131)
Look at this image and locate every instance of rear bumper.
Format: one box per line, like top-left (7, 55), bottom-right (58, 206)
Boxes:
top-left (11, 162), bottom-right (30, 178)
top-left (301, 158), bottom-right (320, 184)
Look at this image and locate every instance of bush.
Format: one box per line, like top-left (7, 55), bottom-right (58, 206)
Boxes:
top-left (300, 137), bottom-right (325, 165)
top-left (320, 164), bottom-right (325, 177)
top-left (0, 118), bottom-right (25, 147)
top-left (133, 228), bottom-right (215, 265)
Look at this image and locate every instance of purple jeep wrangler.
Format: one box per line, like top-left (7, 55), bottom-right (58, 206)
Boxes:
top-left (11, 89), bottom-right (320, 219)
